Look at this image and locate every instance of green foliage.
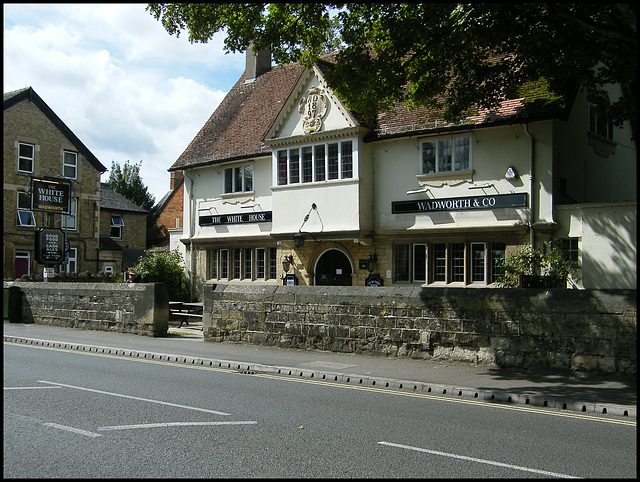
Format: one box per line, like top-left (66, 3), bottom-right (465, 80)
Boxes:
top-left (496, 245), bottom-right (581, 288)
top-left (147, 3), bottom-right (636, 128)
top-left (107, 160), bottom-right (155, 211)
top-left (133, 249), bottom-right (190, 301)
top-left (146, 205), bottom-right (168, 248)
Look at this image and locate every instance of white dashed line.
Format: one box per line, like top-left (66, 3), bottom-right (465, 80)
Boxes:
top-left (38, 380), bottom-right (230, 415)
top-left (42, 422), bottom-right (102, 438)
top-left (98, 421), bottom-right (257, 431)
top-left (378, 441), bottom-right (579, 478)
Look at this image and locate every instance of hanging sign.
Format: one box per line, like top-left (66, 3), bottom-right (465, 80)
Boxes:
top-left (365, 274), bottom-right (384, 287)
top-left (392, 193), bottom-right (527, 214)
top-left (283, 274), bottom-right (298, 286)
top-left (31, 178), bottom-right (71, 213)
top-left (35, 228), bottom-right (65, 264)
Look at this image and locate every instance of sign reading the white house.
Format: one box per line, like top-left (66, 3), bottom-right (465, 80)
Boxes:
top-left (392, 193), bottom-right (527, 214)
top-left (31, 178), bottom-right (71, 213)
top-left (200, 211), bottom-right (273, 226)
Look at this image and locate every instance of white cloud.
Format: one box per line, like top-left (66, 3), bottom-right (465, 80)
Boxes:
top-left (3, 3), bottom-right (245, 203)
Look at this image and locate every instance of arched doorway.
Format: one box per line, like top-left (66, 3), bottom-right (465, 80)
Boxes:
top-left (314, 249), bottom-right (352, 286)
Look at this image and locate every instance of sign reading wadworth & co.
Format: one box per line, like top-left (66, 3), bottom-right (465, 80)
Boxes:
top-left (392, 193), bottom-right (527, 214)
top-left (200, 211), bottom-right (273, 226)
top-left (31, 178), bottom-right (71, 213)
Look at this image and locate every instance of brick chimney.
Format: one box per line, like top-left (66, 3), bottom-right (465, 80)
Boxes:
top-left (170, 171), bottom-right (183, 190)
top-left (245, 42), bottom-right (271, 81)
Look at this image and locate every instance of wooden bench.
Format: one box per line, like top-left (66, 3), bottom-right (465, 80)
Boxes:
top-left (169, 301), bottom-right (203, 329)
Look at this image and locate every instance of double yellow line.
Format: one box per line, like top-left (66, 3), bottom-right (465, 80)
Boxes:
top-left (7, 340), bottom-right (636, 427)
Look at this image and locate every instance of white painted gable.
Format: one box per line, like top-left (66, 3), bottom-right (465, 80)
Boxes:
top-left (265, 65), bottom-right (357, 142)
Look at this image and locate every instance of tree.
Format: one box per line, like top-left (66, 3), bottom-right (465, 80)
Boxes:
top-left (107, 160), bottom-right (155, 210)
top-left (107, 160), bottom-right (165, 247)
top-left (147, 3), bottom-right (636, 130)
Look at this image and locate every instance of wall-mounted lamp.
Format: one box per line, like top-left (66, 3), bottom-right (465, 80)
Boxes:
top-left (281, 255), bottom-right (294, 273)
top-left (293, 233), bottom-right (305, 248)
top-left (505, 166), bottom-right (518, 180)
top-left (367, 253), bottom-right (377, 273)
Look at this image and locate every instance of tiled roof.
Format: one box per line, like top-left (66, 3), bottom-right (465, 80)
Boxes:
top-left (171, 62), bottom-right (306, 170)
top-left (100, 183), bottom-right (148, 213)
top-left (170, 56), bottom-right (568, 171)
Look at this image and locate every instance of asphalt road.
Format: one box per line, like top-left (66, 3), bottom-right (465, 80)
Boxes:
top-left (4, 342), bottom-right (637, 478)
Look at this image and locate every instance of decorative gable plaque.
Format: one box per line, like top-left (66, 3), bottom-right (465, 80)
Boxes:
top-left (298, 87), bottom-right (328, 134)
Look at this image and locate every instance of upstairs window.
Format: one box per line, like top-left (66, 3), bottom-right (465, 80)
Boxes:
top-left (589, 104), bottom-right (614, 140)
top-left (61, 198), bottom-right (77, 230)
top-left (17, 192), bottom-right (36, 227)
top-left (110, 215), bottom-right (124, 239)
top-left (277, 139), bottom-right (354, 186)
top-left (18, 143), bottom-right (34, 173)
top-left (63, 151), bottom-right (78, 179)
top-left (224, 164), bottom-right (253, 194)
top-left (421, 135), bottom-right (470, 175)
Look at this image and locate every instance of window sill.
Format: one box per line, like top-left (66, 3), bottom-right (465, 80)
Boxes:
top-left (417, 169), bottom-right (474, 187)
top-left (221, 191), bottom-right (255, 204)
top-left (587, 131), bottom-right (616, 158)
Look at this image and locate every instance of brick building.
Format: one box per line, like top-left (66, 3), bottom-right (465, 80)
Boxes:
top-left (4, 87), bottom-right (106, 279)
top-left (155, 170), bottom-right (184, 249)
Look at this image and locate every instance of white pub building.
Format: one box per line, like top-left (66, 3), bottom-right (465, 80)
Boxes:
top-left (169, 48), bottom-right (636, 291)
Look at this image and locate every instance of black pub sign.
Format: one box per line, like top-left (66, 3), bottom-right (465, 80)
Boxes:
top-left (31, 178), bottom-right (71, 213)
top-left (392, 193), bottom-right (527, 214)
top-left (200, 211), bottom-right (273, 226)
top-left (35, 228), bottom-right (65, 264)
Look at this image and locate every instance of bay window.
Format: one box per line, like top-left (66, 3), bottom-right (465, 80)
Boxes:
top-left (276, 139), bottom-right (354, 186)
top-left (394, 240), bottom-right (506, 285)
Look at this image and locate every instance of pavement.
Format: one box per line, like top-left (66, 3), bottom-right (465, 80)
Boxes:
top-left (3, 320), bottom-right (636, 419)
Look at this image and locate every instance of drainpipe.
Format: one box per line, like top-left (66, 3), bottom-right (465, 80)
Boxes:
top-left (184, 171), bottom-right (196, 301)
top-left (523, 124), bottom-right (535, 248)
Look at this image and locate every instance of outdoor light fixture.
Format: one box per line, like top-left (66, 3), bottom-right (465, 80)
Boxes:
top-left (293, 233), bottom-right (305, 247)
top-left (367, 253), bottom-right (378, 273)
top-left (281, 255), bottom-right (294, 273)
top-left (294, 203), bottom-right (318, 247)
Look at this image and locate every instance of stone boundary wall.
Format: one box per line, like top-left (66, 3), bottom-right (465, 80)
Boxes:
top-left (4, 281), bottom-right (169, 337)
top-left (203, 283), bottom-right (636, 375)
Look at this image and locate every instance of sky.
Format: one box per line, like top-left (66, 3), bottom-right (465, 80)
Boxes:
top-left (3, 3), bottom-right (246, 204)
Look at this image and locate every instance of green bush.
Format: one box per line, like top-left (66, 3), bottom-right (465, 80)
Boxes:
top-left (133, 249), bottom-right (191, 301)
top-left (496, 245), bottom-right (581, 288)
